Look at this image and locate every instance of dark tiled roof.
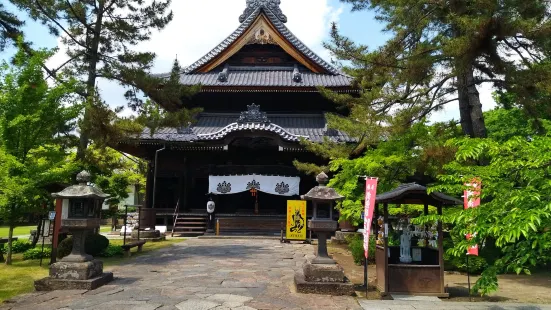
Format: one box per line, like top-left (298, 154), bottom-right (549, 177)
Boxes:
top-left (376, 183), bottom-right (462, 206)
top-left (179, 7), bottom-right (341, 75)
top-left (138, 113), bottom-right (353, 143)
top-left (178, 67), bottom-right (352, 88)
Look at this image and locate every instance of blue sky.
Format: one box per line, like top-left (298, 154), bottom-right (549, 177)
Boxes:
top-left (0, 0), bottom-right (492, 121)
top-left (1, 1), bottom-right (390, 66)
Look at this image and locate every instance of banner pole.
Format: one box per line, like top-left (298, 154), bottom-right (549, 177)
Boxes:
top-left (467, 254), bottom-right (472, 302)
top-left (364, 256), bottom-right (368, 296)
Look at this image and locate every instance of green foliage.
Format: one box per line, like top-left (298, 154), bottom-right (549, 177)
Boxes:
top-left (446, 254), bottom-right (488, 275)
top-left (425, 135), bottom-right (551, 294)
top-left (310, 121), bottom-right (460, 225)
top-left (84, 144), bottom-right (145, 214)
top-left (8, 0), bottom-right (201, 161)
top-left (1, 241), bottom-right (34, 255)
top-left (10, 240), bottom-right (32, 254)
top-left (0, 45), bottom-right (79, 264)
top-left (331, 0), bottom-right (551, 138)
top-left (57, 234), bottom-right (110, 259)
top-left (100, 245), bottom-right (123, 258)
top-left (56, 237), bottom-right (72, 259)
top-left (346, 234), bottom-right (376, 265)
top-left (22, 247), bottom-right (50, 260)
top-left (485, 108), bottom-right (551, 142)
top-left (86, 234), bottom-right (109, 257)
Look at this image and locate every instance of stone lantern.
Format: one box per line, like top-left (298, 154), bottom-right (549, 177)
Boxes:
top-left (301, 172), bottom-right (342, 264)
top-left (295, 172), bottom-right (354, 295)
top-left (35, 171), bottom-right (113, 291)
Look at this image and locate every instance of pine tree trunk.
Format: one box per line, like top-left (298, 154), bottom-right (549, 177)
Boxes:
top-left (458, 74), bottom-right (475, 137)
top-left (31, 215), bottom-right (43, 247)
top-left (457, 65), bottom-right (488, 138)
top-left (76, 3), bottom-right (105, 161)
top-left (465, 67), bottom-right (487, 138)
top-left (5, 224), bottom-right (14, 265)
top-left (111, 205), bottom-right (117, 231)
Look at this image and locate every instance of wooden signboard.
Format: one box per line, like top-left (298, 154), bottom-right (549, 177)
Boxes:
top-left (286, 200), bottom-right (307, 241)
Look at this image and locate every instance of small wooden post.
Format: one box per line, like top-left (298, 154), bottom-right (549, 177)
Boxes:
top-left (124, 205), bottom-right (128, 246)
top-left (437, 204), bottom-right (445, 295)
top-left (216, 219), bottom-right (220, 236)
top-left (383, 203), bottom-right (389, 294)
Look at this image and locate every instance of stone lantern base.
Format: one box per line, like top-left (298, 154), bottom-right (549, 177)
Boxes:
top-left (35, 260), bottom-right (113, 291)
top-left (295, 260), bottom-right (355, 296)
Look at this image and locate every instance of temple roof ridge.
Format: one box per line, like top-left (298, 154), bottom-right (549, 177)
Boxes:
top-left (175, 4), bottom-right (343, 76)
top-left (239, 0), bottom-right (287, 23)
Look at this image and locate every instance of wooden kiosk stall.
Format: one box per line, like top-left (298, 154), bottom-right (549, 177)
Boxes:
top-left (374, 183), bottom-right (462, 297)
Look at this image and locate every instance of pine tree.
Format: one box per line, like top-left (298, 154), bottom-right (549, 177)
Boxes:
top-left (0, 3), bottom-right (23, 51)
top-left (9, 0), bottom-right (197, 159)
top-left (328, 0), bottom-right (551, 137)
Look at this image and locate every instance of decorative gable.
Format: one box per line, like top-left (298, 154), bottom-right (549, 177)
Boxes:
top-left (196, 13), bottom-right (328, 74)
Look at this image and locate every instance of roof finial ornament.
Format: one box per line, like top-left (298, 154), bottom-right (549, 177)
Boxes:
top-left (239, 0), bottom-right (287, 24)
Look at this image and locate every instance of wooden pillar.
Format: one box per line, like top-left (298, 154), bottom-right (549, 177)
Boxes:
top-left (383, 202), bottom-right (389, 294)
top-left (374, 203), bottom-right (380, 243)
top-left (145, 161), bottom-right (154, 209)
top-left (437, 204), bottom-right (445, 294)
top-left (424, 203), bottom-right (429, 246)
top-left (182, 157), bottom-right (189, 212)
top-left (52, 199), bottom-right (63, 248)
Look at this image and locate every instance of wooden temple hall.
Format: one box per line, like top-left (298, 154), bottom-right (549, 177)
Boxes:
top-left (116, 0), bottom-right (355, 235)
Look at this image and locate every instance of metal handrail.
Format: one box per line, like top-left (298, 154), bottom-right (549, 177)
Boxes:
top-left (171, 199), bottom-right (180, 237)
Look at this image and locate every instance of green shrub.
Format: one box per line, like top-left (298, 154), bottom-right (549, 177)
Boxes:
top-left (100, 245), bottom-right (123, 257)
top-left (23, 248), bottom-right (51, 260)
top-left (445, 254), bottom-right (488, 274)
top-left (346, 234), bottom-right (376, 265)
top-left (86, 234), bottom-right (109, 256)
top-left (57, 237), bottom-right (73, 258)
top-left (57, 233), bottom-right (110, 259)
top-left (443, 236), bottom-right (497, 274)
top-left (10, 240), bottom-right (33, 253)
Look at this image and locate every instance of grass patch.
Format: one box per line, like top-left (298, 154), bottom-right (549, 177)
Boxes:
top-left (0, 254), bottom-right (49, 303)
top-left (100, 225), bottom-right (112, 233)
top-left (0, 238), bottom-right (183, 303)
top-left (0, 225), bottom-right (37, 238)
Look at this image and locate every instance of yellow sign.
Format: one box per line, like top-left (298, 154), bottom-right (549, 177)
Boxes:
top-left (286, 200), bottom-right (307, 240)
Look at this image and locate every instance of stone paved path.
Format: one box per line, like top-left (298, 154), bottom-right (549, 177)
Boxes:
top-left (0, 239), bottom-right (360, 310)
top-left (359, 300), bottom-right (551, 310)
top-left (2, 238), bottom-right (550, 310)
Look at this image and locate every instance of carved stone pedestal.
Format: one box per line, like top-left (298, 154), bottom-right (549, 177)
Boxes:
top-left (35, 260), bottom-right (113, 291)
top-left (295, 261), bottom-right (355, 296)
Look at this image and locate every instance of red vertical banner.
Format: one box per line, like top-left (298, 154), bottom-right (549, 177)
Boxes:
top-left (364, 178), bottom-right (378, 258)
top-left (464, 179), bottom-right (481, 256)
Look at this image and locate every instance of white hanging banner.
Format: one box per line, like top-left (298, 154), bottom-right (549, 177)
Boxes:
top-left (209, 174), bottom-right (300, 196)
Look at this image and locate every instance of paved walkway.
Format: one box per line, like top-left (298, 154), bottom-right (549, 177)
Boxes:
top-left (359, 300), bottom-right (551, 310)
top-left (1, 238), bottom-right (550, 310)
